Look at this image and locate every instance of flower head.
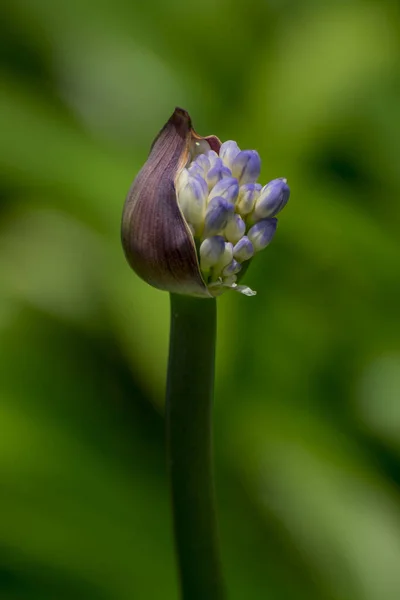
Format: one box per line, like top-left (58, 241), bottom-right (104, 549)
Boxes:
top-left (121, 108), bottom-right (290, 297)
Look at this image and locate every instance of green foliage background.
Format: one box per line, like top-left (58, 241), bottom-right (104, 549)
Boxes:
top-left (1, 1), bottom-right (400, 598)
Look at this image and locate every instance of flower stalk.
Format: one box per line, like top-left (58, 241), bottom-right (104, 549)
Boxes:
top-left (166, 293), bottom-right (226, 600)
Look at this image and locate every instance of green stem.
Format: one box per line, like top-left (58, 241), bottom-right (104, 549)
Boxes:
top-left (166, 294), bottom-right (226, 600)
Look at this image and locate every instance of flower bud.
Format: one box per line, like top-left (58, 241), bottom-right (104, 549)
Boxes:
top-left (206, 150), bottom-right (221, 168)
top-left (219, 141), bottom-right (241, 168)
top-left (188, 163), bottom-right (206, 178)
top-left (192, 153), bottom-right (211, 174)
top-left (231, 150), bottom-right (261, 185)
top-left (233, 236), bottom-right (254, 262)
top-left (214, 242), bottom-right (234, 274)
top-left (253, 178), bottom-right (290, 220)
top-left (222, 259), bottom-right (242, 276)
top-left (247, 218), bottom-right (277, 251)
top-left (199, 235), bottom-right (226, 271)
top-left (178, 174), bottom-right (208, 235)
top-left (236, 183), bottom-right (262, 216)
top-left (224, 214), bottom-right (246, 244)
top-left (206, 165), bottom-right (232, 189)
top-left (204, 196), bottom-right (234, 237)
top-left (176, 168), bottom-right (190, 193)
top-left (208, 177), bottom-right (239, 204)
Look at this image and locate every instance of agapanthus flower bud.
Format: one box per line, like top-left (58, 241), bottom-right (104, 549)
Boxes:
top-left (206, 164), bottom-right (232, 189)
top-left (233, 236), bottom-right (254, 262)
top-left (222, 259), bottom-right (242, 276)
top-left (121, 108), bottom-right (290, 298)
top-left (200, 236), bottom-right (226, 271)
top-left (178, 174), bottom-right (208, 235)
top-left (219, 141), bottom-right (240, 168)
top-left (206, 150), bottom-right (221, 168)
top-left (253, 178), bottom-right (290, 220)
top-left (208, 177), bottom-right (239, 204)
top-left (236, 183), bottom-right (262, 215)
top-left (188, 163), bottom-right (205, 178)
top-left (204, 196), bottom-right (235, 237)
top-left (193, 154), bottom-right (211, 174)
top-left (231, 150), bottom-right (261, 185)
top-left (214, 242), bottom-right (234, 274)
top-left (247, 218), bottom-right (278, 251)
top-left (225, 214), bottom-right (246, 244)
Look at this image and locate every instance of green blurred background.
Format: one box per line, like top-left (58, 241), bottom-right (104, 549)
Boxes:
top-left (1, 0), bottom-right (400, 598)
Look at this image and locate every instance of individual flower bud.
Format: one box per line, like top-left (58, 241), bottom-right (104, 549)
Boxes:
top-left (231, 150), bottom-right (261, 185)
top-left (219, 140), bottom-right (241, 168)
top-left (233, 236), bottom-right (254, 262)
top-left (236, 183), bottom-right (262, 216)
top-left (253, 178), bottom-right (290, 220)
top-left (204, 196), bottom-right (235, 237)
top-left (193, 153), bottom-right (211, 174)
top-left (178, 174), bottom-right (208, 234)
top-left (206, 165), bottom-right (232, 189)
top-left (224, 214), bottom-right (246, 244)
top-left (176, 168), bottom-right (190, 193)
top-left (214, 242), bottom-right (234, 274)
top-left (222, 259), bottom-right (242, 276)
top-left (121, 107), bottom-right (221, 297)
top-left (200, 235), bottom-right (226, 271)
top-left (188, 163), bottom-right (205, 178)
top-left (206, 150), bottom-right (221, 168)
top-left (247, 218), bottom-right (278, 251)
top-left (208, 177), bottom-right (239, 204)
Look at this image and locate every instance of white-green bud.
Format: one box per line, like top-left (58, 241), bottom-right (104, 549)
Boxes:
top-left (200, 236), bottom-right (226, 271)
top-left (225, 214), bottom-right (246, 244)
top-left (178, 174), bottom-right (208, 234)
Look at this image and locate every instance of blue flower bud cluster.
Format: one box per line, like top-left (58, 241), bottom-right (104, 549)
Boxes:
top-left (176, 140), bottom-right (289, 296)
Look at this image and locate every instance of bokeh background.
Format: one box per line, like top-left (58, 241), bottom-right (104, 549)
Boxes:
top-left (1, 0), bottom-right (400, 598)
